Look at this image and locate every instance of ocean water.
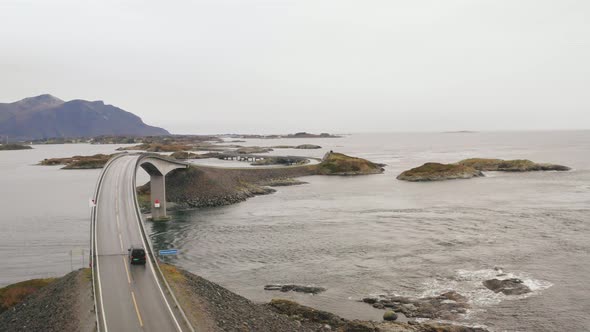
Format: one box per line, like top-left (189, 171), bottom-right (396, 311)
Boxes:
top-left (1, 131), bottom-right (589, 331)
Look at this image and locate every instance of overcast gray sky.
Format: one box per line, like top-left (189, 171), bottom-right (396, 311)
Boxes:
top-left (1, 0), bottom-right (588, 134)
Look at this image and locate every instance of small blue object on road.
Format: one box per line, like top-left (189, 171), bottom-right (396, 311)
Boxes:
top-left (158, 249), bottom-right (178, 256)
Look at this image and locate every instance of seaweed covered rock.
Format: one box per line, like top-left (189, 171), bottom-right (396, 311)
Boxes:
top-left (397, 163), bottom-right (483, 182)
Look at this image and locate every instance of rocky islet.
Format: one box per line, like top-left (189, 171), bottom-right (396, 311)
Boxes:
top-left (398, 158), bottom-right (570, 182)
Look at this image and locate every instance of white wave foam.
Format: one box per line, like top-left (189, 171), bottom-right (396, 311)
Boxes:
top-left (419, 268), bottom-right (553, 307)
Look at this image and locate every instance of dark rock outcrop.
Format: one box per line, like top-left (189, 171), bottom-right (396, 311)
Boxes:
top-left (483, 278), bottom-right (531, 295)
top-left (296, 144), bottom-right (322, 149)
top-left (361, 291), bottom-right (470, 321)
top-left (269, 299), bottom-right (488, 332)
top-left (264, 284), bottom-right (326, 294)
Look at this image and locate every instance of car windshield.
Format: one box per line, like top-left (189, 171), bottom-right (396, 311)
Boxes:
top-left (132, 249), bottom-right (145, 256)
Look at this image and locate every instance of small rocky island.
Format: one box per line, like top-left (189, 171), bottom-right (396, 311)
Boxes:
top-left (318, 152), bottom-right (385, 175)
top-left (0, 144), bottom-right (32, 151)
top-left (39, 154), bottom-right (113, 169)
top-left (398, 158), bottom-right (570, 182)
top-left (457, 158), bottom-right (570, 172)
top-left (397, 163), bottom-right (483, 182)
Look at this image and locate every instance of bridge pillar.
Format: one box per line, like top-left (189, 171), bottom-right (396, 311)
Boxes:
top-left (150, 174), bottom-right (167, 220)
top-left (139, 155), bottom-right (188, 221)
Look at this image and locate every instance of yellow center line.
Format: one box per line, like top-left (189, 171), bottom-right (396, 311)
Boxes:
top-left (131, 291), bottom-right (144, 327)
top-left (118, 233), bottom-right (124, 251)
top-left (122, 257), bottom-right (131, 284)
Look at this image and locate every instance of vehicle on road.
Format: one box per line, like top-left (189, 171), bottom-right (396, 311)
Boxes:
top-left (128, 246), bottom-right (147, 265)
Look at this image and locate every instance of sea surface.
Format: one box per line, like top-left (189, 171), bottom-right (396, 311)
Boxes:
top-left (1, 131), bottom-right (589, 331)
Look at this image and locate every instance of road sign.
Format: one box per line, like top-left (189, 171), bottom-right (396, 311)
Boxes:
top-left (159, 249), bottom-right (178, 256)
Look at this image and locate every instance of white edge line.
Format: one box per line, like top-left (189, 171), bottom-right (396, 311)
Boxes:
top-left (129, 156), bottom-right (184, 332)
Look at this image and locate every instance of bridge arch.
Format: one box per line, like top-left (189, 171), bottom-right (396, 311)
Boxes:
top-left (137, 154), bottom-right (188, 220)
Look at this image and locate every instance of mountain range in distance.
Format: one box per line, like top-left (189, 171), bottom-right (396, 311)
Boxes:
top-left (0, 94), bottom-right (169, 141)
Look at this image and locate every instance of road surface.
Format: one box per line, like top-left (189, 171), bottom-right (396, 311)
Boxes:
top-left (94, 154), bottom-right (184, 332)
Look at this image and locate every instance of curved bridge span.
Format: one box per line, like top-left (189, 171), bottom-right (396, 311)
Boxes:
top-left (90, 153), bottom-right (193, 332)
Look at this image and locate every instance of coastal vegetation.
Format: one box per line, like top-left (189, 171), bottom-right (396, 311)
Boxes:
top-left (39, 154), bottom-right (113, 169)
top-left (398, 158), bottom-right (571, 181)
top-left (0, 277), bottom-right (55, 314)
top-left (0, 144), bottom-right (32, 150)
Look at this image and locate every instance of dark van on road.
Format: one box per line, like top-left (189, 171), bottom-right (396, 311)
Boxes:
top-left (128, 246), bottom-right (147, 265)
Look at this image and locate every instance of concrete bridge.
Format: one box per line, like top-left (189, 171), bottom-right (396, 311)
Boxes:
top-left (90, 153), bottom-right (193, 332)
top-left (138, 154), bottom-right (188, 220)
top-left (214, 152), bottom-right (310, 165)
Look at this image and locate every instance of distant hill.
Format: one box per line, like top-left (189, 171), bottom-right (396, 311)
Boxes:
top-left (0, 94), bottom-right (170, 141)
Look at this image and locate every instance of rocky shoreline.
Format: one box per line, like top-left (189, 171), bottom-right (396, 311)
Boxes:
top-left (0, 266), bottom-right (486, 332)
top-left (140, 152), bottom-right (384, 209)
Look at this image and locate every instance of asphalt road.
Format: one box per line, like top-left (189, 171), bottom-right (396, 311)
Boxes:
top-left (95, 155), bottom-right (183, 332)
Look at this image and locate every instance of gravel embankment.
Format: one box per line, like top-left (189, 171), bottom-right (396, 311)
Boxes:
top-left (0, 269), bottom-right (94, 332)
top-left (161, 264), bottom-right (326, 331)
